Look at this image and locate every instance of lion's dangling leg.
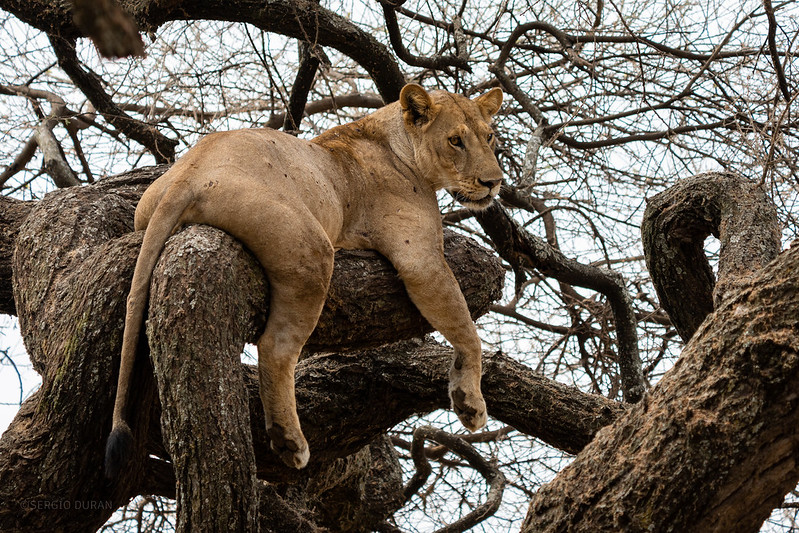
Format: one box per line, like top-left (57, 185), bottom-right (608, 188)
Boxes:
top-left (383, 243), bottom-right (488, 432)
top-left (246, 220), bottom-right (334, 469)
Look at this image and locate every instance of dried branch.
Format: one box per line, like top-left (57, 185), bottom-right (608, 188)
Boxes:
top-left (474, 202), bottom-right (645, 403)
top-left (403, 426), bottom-right (505, 533)
top-left (0, 136), bottom-right (38, 187)
top-left (48, 34), bottom-right (178, 163)
top-left (33, 122), bottom-right (80, 187)
top-left (115, 92), bottom-right (384, 126)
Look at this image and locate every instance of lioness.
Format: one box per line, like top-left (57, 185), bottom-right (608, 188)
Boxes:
top-left (106, 84), bottom-right (503, 476)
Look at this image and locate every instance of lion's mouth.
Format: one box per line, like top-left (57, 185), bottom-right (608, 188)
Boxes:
top-left (451, 190), bottom-right (495, 210)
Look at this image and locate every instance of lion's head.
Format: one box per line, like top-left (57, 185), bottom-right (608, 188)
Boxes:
top-left (400, 84), bottom-right (503, 209)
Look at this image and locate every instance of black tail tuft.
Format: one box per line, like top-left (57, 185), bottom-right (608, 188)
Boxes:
top-left (105, 424), bottom-right (134, 481)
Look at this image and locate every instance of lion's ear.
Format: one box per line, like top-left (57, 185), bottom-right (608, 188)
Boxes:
top-left (474, 87), bottom-right (503, 117)
top-left (400, 84), bottom-right (438, 127)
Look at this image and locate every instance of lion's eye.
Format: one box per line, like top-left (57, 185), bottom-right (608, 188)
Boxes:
top-left (448, 136), bottom-right (463, 148)
top-left (486, 133), bottom-right (494, 143)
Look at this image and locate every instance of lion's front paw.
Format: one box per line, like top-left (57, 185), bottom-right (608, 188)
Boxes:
top-left (450, 386), bottom-right (487, 431)
top-left (267, 423), bottom-right (310, 469)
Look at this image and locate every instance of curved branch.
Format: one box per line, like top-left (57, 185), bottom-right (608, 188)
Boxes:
top-left (641, 172), bottom-right (781, 342)
top-left (380, 2), bottom-right (471, 73)
top-left (403, 426), bottom-right (505, 533)
top-left (474, 202), bottom-right (645, 403)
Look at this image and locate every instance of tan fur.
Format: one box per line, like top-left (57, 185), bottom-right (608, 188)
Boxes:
top-left (109, 84), bottom-right (503, 470)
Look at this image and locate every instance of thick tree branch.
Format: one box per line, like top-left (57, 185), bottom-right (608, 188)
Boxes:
top-left (1, 166), bottom-right (624, 531)
top-left (0, 197), bottom-right (30, 315)
top-left (641, 172), bottom-right (780, 341)
top-left (522, 240), bottom-right (799, 533)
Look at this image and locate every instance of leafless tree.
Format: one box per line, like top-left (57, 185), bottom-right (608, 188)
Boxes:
top-left (0, 0), bottom-right (798, 531)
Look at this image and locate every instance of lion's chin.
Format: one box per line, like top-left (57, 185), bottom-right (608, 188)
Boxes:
top-left (451, 190), bottom-right (495, 210)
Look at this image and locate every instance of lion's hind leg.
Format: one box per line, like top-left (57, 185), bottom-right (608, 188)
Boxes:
top-left (244, 217), bottom-right (334, 469)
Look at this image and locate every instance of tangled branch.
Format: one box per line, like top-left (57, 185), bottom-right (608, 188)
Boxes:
top-left (403, 426), bottom-right (505, 533)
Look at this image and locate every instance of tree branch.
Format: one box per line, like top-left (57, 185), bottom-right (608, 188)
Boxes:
top-left (474, 202), bottom-right (645, 403)
top-left (34, 121), bottom-right (81, 187)
top-left (641, 172), bottom-right (780, 341)
top-left (283, 42), bottom-right (321, 133)
top-left (403, 426), bottom-right (505, 533)
top-left (763, 0), bottom-right (791, 101)
top-left (380, 2), bottom-right (471, 73)
top-left (48, 34), bottom-right (179, 163)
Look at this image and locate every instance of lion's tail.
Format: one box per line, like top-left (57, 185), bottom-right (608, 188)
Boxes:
top-left (105, 183), bottom-right (193, 481)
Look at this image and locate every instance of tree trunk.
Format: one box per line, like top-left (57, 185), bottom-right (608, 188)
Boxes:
top-left (641, 172), bottom-right (780, 341)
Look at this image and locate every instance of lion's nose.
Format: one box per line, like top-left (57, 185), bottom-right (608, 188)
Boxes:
top-left (478, 177), bottom-right (502, 190)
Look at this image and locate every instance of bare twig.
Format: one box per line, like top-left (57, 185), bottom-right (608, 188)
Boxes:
top-left (763, 0), bottom-right (792, 101)
top-left (402, 426), bottom-right (505, 533)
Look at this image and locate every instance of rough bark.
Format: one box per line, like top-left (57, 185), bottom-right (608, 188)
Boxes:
top-left (522, 176), bottom-right (793, 533)
top-left (641, 172), bottom-right (781, 341)
top-left (3, 188), bottom-right (159, 533)
top-left (0, 196), bottom-right (29, 315)
top-left (1, 167), bottom-right (621, 531)
top-left (0, 166), bottom-right (504, 346)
